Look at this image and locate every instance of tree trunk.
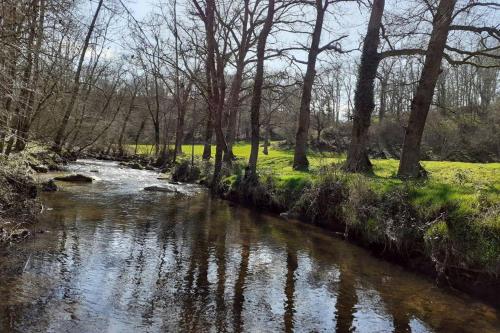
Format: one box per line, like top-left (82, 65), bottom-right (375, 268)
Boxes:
top-left (225, 0), bottom-right (251, 161)
top-left (247, 0), bottom-right (275, 180)
top-left (379, 77), bottom-right (388, 122)
top-left (154, 120), bottom-right (160, 156)
top-left (225, 65), bottom-right (244, 161)
top-left (134, 118), bottom-right (146, 155)
top-left (398, 0), bottom-right (456, 178)
top-left (53, 0), bottom-right (104, 153)
top-left (263, 125), bottom-right (270, 155)
top-left (202, 107), bottom-right (213, 160)
top-left (174, 102), bottom-right (186, 157)
top-left (118, 90), bottom-right (138, 156)
top-left (293, 0), bottom-right (327, 171)
top-left (344, 0), bottom-right (385, 173)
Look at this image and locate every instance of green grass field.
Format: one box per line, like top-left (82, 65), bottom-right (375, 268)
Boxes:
top-left (131, 142), bottom-right (499, 215)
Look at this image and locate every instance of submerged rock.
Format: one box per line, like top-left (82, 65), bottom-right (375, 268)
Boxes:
top-left (129, 162), bottom-right (143, 170)
top-left (143, 186), bottom-right (178, 193)
top-left (41, 179), bottom-right (58, 192)
top-left (10, 228), bottom-right (30, 240)
top-left (90, 169), bottom-right (99, 173)
top-left (30, 164), bottom-right (49, 173)
top-left (280, 211), bottom-right (299, 220)
top-left (119, 161), bottom-right (144, 170)
top-left (54, 174), bottom-right (93, 183)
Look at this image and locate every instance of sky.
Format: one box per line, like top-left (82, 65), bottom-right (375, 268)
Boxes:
top-left (79, 0), bottom-right (370, 115)
top-left (111, 0), bottom-right (367, 72)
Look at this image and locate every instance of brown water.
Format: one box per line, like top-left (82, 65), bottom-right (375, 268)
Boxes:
top-left (0, 160), bottom-right (498, 333)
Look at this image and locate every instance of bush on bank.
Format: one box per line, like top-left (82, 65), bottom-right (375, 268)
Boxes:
top-left (0, 144), bottom-right (63, 243)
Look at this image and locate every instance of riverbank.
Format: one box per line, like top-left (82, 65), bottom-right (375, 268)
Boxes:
top-left (0, 144), bottom-right (65, 243)
top-left (130, 142), bottom-right (500, 306)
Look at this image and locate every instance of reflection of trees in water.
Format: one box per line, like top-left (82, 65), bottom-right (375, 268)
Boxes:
top-left (335, 263), bottom-right (358, 333)
top-left (3, 191), bottom-right (497, 333)
top-left (284, 248), bottom-right (298, 333)
top-left (214, 203), bottom-right (228, 332)
top-left (179, 195), bottom-right (216, 331)
top-left (129, 218), bottom-right (151, 308)
top-left (141, 200), bottom-right (183, 326)
top-left (379, 284), bottom-right (411, 333)
top-left (233, 238), bottom-right (249, 333)
top-left (264, 218), bottom-right (412, 333)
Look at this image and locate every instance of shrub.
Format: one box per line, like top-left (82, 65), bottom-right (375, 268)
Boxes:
top-left (0, 154), bottom-right (40, 238)
top-left (292, 166), bottom-right (348, 228)
top-left (172, 159), bottom-right (201, 182)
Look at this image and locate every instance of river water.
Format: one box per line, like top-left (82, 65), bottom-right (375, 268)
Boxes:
top-left (0, 160), bottom-right (498, 332)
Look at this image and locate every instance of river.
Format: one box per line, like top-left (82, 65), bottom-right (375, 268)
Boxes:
top-left (0, 160), bottom-right (498, 332)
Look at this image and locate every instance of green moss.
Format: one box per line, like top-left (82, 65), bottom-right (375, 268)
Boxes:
top-left (425, 220), bottom-right (449, 241)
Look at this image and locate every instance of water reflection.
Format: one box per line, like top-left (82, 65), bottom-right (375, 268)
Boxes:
top-left (0, 160), bottom-right (498, 332)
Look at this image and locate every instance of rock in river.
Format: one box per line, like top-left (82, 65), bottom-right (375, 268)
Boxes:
top-left (143, 185), bottom-right (178, 193)
top-left (54, 174), bottom-right (93, 183)
top-left (30, 164), bottom-right (49, 173)
top-left (10, 229), bottom-right (30, 240)
top-left (41, 179), bottom-right (58, 192)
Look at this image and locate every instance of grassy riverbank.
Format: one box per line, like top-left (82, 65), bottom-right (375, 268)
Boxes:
top-left (134, 142), bottom-right (499, 214)
top-left (135, 142), bottom-right (499, 302)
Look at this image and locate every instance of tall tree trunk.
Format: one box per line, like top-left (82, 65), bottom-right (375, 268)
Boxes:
top-left (379, 76), bottom-right (388, 122)
top-left (398, 0), bottom-right (456, 178)
top-left (134, 118), bottom-right (146, 155)
top-left (174, 103), bottom-right (186, 156)
top-left (53, 0), bottom-right (104, 153)
top-left (344, 0), bottom-right (385, 173)
top-left (293, 0), bottom-right (327, 171)
top-left (172, 0), bottom-right (183, 161)
top-left (202, 106), bottom-right (213, 160)
top-left (201, 0), bottom-right (229, 189)
top-left (247, 0), bottom-right (275, 180)
top-left (263, 124), bottom-right (271, 155)
top-left (154, 120), bottom-right (160, 156)
top-left (225, 0), bottom-right (251, 161)
top-left (225, 65), bottom-right (244, 161)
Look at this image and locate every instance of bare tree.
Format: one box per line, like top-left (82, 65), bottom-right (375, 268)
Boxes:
top-left (293, 0), bottom-right (345, 170)
top-left (397, 0), bottom-right (457, 178)
top-left (52, 0), bottom-right (104, 153)
top-left (344, 0), bottom-right (385, 172)
top-left (247, 0), bottom-right (277, 180)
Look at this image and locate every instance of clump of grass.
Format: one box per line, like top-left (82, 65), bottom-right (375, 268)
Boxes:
top-left (227, 167), bottom-right (283, 212)
top-left (292, 166), bottom-right (348, 228)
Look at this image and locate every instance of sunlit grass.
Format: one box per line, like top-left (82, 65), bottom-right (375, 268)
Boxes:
top-left (129, 142), bottom-right (500, 214)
